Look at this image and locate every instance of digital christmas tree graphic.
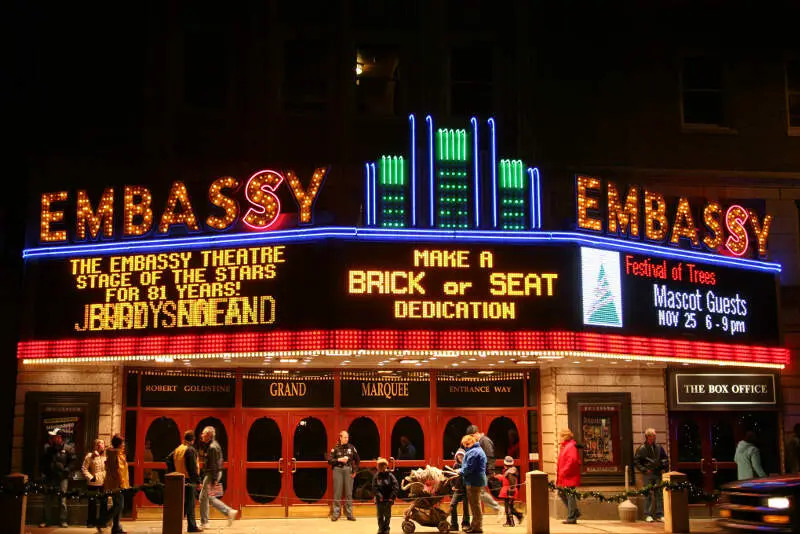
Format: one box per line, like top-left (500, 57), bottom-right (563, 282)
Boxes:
top-left (587, 264), bottom-right (621, 326)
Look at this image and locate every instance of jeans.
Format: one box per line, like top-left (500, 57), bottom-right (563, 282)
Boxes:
top-left (332, 466), bottom-right (353, 519)
top-left (480, 485), bottom-right (502, 512)
top-left (466, 485), bottom-right (483, 531)
top-left (104, 492), bottom-right (124, 533)
top-left (43, 478), bottom-right (68, 525)
top-left (643, 473), bottom-right (664, 519)
top-left (200, 472), bottom-right (231, 523)
top-left (86, 486), bottom-right (105, 527)
top-left (184, 484), bottom-right (198, 531)
top-left (559, 489), bottom-right (580, 521)
top-left (504, 497), bottom-right (523, 524)
top-left (376, 499), bottom-right (392, 533)
top-left (450, 488), bottom-right (470, 526)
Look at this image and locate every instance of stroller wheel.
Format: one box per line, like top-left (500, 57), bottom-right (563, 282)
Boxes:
top-left (437, 520), bottom-right (451, 532)
top-left (402, 519), bottom-right (416, 533)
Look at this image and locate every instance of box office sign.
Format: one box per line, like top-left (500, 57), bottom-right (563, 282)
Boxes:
top-left (242, 374), bottom-right (334, 408)
top-left (436, 372), bottom-right (525, 407)
top-left (671, 373), bottom-right (777, 410)
top-left (140, 373), bottom-right (235, 408)
top-left (340, 371), bottom-right (430, 408)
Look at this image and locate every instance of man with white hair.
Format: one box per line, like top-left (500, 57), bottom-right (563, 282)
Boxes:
top-left (634, 428), bottom-right (669, 523)
top-left (199, 426), bottom-right (237, 528)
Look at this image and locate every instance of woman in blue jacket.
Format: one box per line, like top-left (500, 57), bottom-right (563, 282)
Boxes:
top-left (459, 435), bottom-right (487, 534)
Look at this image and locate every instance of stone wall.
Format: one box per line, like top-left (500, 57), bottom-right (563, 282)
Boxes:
top-left (12, 363), bottom-right (123, 472)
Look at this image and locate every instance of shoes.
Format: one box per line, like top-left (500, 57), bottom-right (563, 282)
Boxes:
top-left (655, 517), bottom-right (664, 522)
top-left (227, 509), bottom-right (238, 526)
top-left (503, 523), bottom-right (515, 527)
top-left (645, 515), bottom-right (654, 523)
top-left (39, 524), bottom-right (47, 528)
top-left (563, 519), bottom-right (577, 524)
top-left (60, 523), bottom-right (69, 528)
top-left (187, 529), bottom-right (204, 533)
top-left (450, 524), bottom-right (459, 531)
top-left (331, 515), bottom-right (339, 522)
top-left (461, 523), bottom-right (471, 531)
top-left (347, 516), bottom-right (357, 521)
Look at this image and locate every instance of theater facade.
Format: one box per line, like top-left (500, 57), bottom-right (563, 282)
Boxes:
top-left (14, 116), bottom-right (788, 519)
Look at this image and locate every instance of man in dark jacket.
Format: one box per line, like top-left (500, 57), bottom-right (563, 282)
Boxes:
top-left (467, 425), bottom-right (503, 522)
top-left (169, 430), bottom-right (202, 533)
top-left (199, 426), bottom-right (237, 528)
top-left (634, 428), bottom-right (669, 523)
top-left (40, 429), bottom-right (74, 528)
top-left (372, 457), bottom-right (399, 534)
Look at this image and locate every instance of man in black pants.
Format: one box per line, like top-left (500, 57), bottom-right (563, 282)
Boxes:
top-left (466, 425), bottom-right (504, 523)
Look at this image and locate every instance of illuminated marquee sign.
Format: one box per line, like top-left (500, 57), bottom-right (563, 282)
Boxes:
top-left (575, 176), bottom-right (774, 258)
top-left (39, 168), bottom-right (329, 243)
top-left (579, 247), bottom-right (779, 345)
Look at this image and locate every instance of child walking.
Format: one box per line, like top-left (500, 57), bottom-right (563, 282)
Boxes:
top-left (497, 456), bottom-right (524, 527)
top-left (373, 457), bottom-right (400, 534)
top-left (450, 448), bottom-right (470, 531)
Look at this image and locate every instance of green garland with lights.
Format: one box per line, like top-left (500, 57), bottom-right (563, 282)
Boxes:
top-left (548, 480), bottom-right (717, 504)
top-left (0, 479), bottom-right (165, 502)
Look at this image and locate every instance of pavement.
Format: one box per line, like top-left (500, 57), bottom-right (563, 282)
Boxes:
top-left (25, 517), bottom-right (726, 534)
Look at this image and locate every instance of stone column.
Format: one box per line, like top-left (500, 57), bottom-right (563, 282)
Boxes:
top-left (662, 471), bottom-right (690, 534)
top-left (525, 470), bottom-right (550, 534)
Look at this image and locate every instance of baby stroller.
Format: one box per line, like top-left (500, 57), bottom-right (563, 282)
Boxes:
top-left (400, 466), bottom-right (459, 533)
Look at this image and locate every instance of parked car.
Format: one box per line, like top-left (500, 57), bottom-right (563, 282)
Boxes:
top-left (718, 475), bottom-right (798, 532)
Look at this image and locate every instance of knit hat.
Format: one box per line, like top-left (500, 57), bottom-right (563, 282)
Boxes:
top-left (503, 456), bottom-right (514, 466)
top-left (454, 448), bottom-right (466, 460)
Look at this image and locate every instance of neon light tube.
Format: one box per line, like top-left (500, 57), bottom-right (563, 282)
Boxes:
top-left (426, 115), bottom-right (434, 227)
top-left (488, 117), bottom-right (497, 228)
top-left (471, 117), bottom-right (480, 228)
top-left (409, 114), bottom-right (417, 227)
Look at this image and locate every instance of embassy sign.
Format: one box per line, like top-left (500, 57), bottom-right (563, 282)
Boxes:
top-left (669, 372), bottom-right (778, 411)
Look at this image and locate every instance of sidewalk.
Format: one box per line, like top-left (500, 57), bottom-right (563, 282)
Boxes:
top-left (26, 517), bottom-right (725, 534)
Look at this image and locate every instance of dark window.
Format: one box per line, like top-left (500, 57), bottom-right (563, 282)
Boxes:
top-left (682, 57), bottom-right (725, 126)
top-left (144, 417), bottom-right (180, 463)
top-left (787, 60), bottom-right (800, 128)
top-left (486, 416), bottom-right (520, 460)
top-left (183, 30), bottom-right (228, 109)
top-left (283, 40), bottom-right (329, 113)
top-left (356, 45), bottom-right (400, 115)
top-left (247, 417), bottom-right (282, 462)
top-left (125, 372), bottom-right (137, 407)
top-left (247, 469), bottom-right (282, 504)
top-left (391, 417), bottom-right (425, 460)
top-left (293, 468), bottom-right (327, 503)
top-left (443, 416), bottom-right (472, 461)
top-left (143, 468), bottom-right (167, 504)
top-left (451, 46), bottom-right (493, 116)
top-left (348, 417), bottom-right (380, 461)
top-left (125, 411), bottom-right (137, 462)
top-left (194, 417), bottom-right (228, 461)
top-left (293, 416), bottom-right (327, 461)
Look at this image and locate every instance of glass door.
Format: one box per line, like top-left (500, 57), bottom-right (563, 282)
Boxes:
top-left (387, 412), bottom-right (430, 503)
top-left (136, 413), bottom-right (185, 516)
top-left (242, 414), bottom-right (289, 518)
top-left (288, 413), bottom-right (335, 516)
top-left (341, 412), bottom-right (383, 506)
top-left (189, 412), bottom-right (236, 514)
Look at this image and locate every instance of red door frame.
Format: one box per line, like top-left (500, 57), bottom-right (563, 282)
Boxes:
top-left (240, 412), bottom-right (289, 513)
top-left (287, 412), bottom-right (337, 507)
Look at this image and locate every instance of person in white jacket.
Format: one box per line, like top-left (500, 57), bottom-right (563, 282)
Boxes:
top-left (81, 438), bottom-right (107, 529)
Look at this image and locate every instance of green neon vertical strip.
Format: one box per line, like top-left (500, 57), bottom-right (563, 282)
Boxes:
top-left (436, 130), bottom-right (442, 161)
top-left (380, 156), bottom-right (385, 185)
top-left (394, 156), bottom-right (399, 186)
top-left (399, 156), bottom-right (405, 186)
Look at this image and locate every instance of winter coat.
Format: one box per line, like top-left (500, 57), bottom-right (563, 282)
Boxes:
top-left (42, 443), bottom-right (74, 482)
top-left (497, 466), bottom-right (519, 499)
top-left (452, 459), bottom-right (465, 493)
top-left (557, 439), bottom-right (581, 487)
top-left (478, 435), bottom-right (496, 475)
top-left (634, 441), bottom-right (669, 476)
top-left (328, 442), bottom-right (360, 472)
top-left (204, 439), bottom-right (224, 479)
top-left (459, 444), bottom-right (488, 487)
top-left (81, 451), bottom-right (106, 487)
top-left (104, 447), bottom-right (130, 491)
top-left (786, 435), bottom-right (800, 474)
top-left (372, 470), bottom-right (400, 502)
top-left (734, 440), bottom-right (766, 480)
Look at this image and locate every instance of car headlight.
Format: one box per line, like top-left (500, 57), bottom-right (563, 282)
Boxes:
top-left (767, 497), bottom-right (791, 510)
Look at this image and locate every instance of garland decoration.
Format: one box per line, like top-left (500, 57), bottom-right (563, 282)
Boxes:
top-left (548, 480), bottom-right (717, 504)
top-left (0, 480), bottom-right (165, 502)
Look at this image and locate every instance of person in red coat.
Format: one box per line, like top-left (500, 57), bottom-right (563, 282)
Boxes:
top-left (496, 456), bottom-right (524, 527)
top-left (556, 428), bottom-right (581, 524)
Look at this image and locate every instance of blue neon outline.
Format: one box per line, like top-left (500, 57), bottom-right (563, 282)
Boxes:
top-left (426, 115), bottom-right (434, 227)
top-left (371, 162), bottom-right (377, 227)
top-left (470, 117), bottom-right (480, 228)
top-left (22, 226), bottom-right (781, 272)
top-left (409, 114), bottom-right (417, 227)
top-left (365, 163), bottom-right (372, 225)
top-left (488, 118), bottom-right (497, 228)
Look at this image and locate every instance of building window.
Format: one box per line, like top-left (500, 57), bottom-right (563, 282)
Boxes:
top-left (183, 30), bottom-right (228, 109)
top-left (283, 40), bottom-right (329, 113)
top-left (786, 60), bottom-right (800, 130)
top-left (450, 46), bottom-right (493, 117)
top-left (356, 45), bottom-right (400, 115)
top-left (681, 57), bottom-right (725, 127)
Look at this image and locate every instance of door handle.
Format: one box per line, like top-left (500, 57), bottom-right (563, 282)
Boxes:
top-left (712, 458), bottom-right (718, 474)
top-left (278, 457), bottom-right (284, 474)
top-left (291, 457), bottom-right (297, 473)
top-left (700, 458), bottom-right (705, 473)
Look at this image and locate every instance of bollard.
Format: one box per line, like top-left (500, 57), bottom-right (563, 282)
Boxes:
top-left (525, 470), bottom-right (550, 534)
top-left (1, 473), bottom-right (28, 534)
top-left (162, 472), bottom-right (185, 534)
top-left (662, 471), bottom-right (690, 534)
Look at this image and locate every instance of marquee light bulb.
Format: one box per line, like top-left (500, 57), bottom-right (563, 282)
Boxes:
top-left (76, 189), bottom-right (115, 241)
top-left (40, 191), bottom-right (69, 242)
top-left (158, 181), bottom-right (200, 234)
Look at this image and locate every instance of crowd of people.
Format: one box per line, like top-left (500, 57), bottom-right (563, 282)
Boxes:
top-left (39, 421), bottom-right (800, 532)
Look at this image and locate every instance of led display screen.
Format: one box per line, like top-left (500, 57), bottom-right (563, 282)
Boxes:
top-left (580, 248), bottom-right (780, 345)
top-left (22, 240), bottom-right (779, 346)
